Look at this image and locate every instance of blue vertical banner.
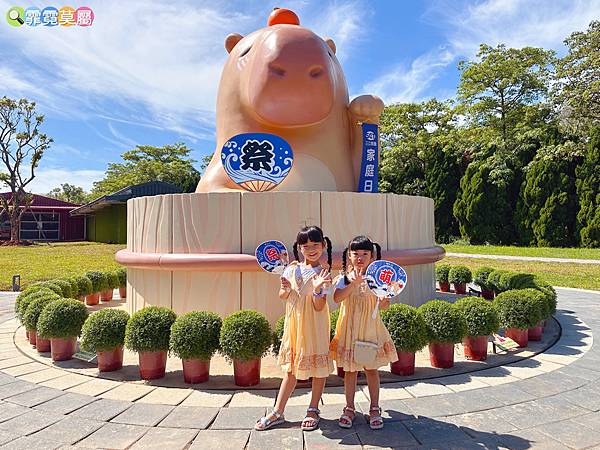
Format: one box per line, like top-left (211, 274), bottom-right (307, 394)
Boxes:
top-left (357, 123), bottom-right (379, 193)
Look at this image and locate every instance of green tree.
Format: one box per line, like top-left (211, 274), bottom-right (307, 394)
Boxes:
top-left (0, 97), bottom-right (52, 243)
top-left (47, 183), bottom-right (89, 204)
top-left (555, 21), bottom-right (600, 132)
top-left (91, 143), bottom-right (201, 197)
top-left (425, 142), bottom-right (460, 243)
top-left (576, 128), bottom-right (600, 247)
top-left (458, 44), bottom-right (555, 148)
top-left (517, 142), bottom-right (581, 247)
top-left (453, 156), bottom-right (516, 244)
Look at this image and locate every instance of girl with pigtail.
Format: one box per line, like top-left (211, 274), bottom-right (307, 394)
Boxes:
top-left (330, 235), bottom-right (398, 430)
top-left (255, 225), bottom-right (334, 432)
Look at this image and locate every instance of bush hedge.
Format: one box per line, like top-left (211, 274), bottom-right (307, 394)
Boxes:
top-left (16, 288), bottom-right (60, 323)
top-left (74, 275), bottom-right (93, 297)
top-left (105, 272), bottom-right (120, 290)
top-left (435, 264), bottom-right (451, 283)
top-left (125, 306), bottom-right (177, 353)
top-left (330, 308), bottom-right (340, 340)
top-left (22, 294), bottom-right (59, 332)
top-left (418, 300), bottom-right (466, 344)
top-left (116, 268), bottom-right (127, 288)
top-left (272, 315), bottom-right (285, 356)
top-left (37, 298), bottom-right (89, 339)
top-left (85, 271), bottom-right (109, 293)
top-left (64, 278), bottom-right (80, 298)
top-left (473, 266), bottom-right (495, 291)
top-left (449, 266), bottom-right (473, 284)
top-left (80, 309), bottom-right (130, 353)
top-left (493, 289), bottom-right (543, 329)
top-left (219, 310), bottom-right (271, 362)
top-left (51, 279), bottom-right (72, 299)
top-left (454, 297), bottom-right (499, 337)
top-left (487, 270), bottom-right (509, 293)
top-left (381, 304), bottom-right (428, 352)
top-left (170, 311), bottom-right (222, 361)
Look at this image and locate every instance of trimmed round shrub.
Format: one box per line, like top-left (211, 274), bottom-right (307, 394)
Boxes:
top-left (85, 271), bottom-right (109, 293)
top-left (454, 297), bottom-right (500, 337)
top-left (499, 272), bottom-right (535, 292)
top-left (272, 315), bottom-right (285, 356)
top-left (37, 281), bottom-right (63, 296)
top-left (75, 275), bottom-right (93, 297)
top-left (330, 308), bottom-right (340, 340)
top-left (80, 309), bottom-right (130, 353)
top-left (16, 288), bottom-right (59, 323)
top-left (487, 270), bottom-right (509, 293)
top-left (435, 264), bottom-right (451, 283)
top-left (116, 268), bottom-right (127, 288)
top-left (418, 300), bottom-right (466, 344)
top-left (532, 277), bottom-right (557, 316)
top-left (219, 310), bottom-right (271, 362)
top-left (65, 278), bottom-right (80, 298)
top-left (170, 311), bottom-right (222, 361)
top-left (105, 272), bottom-right (120, 290)
top-left (125, 306), bottom-right (177, 353)
top-left (37, 298), bottom-right (89, 339)
top-left (381, 304), bottom-right (428, 352)
top-left (51, 279), bottom-right (72, 299)
top-left (15, 286), bottom-right (49, 318)
top-left (449, 266), bottom-right (472, 284)
top-left (474, 266), bottom-right (495, 290)
top-left (22, 294), bottom-right (60, 332)
top-left (521, 288), bottom-right (549, 322)
top-left (493, 290), bottom-right (543, 330)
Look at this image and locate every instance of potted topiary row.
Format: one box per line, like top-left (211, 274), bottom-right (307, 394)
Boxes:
top-left (435, 264), bottom-right (451, 292)
top-left (74, 275), bottom-right (93, 302)
top-left (419, 300), bottom-right (466, 368)
top-left (474, 266), bottom-right (495, 300)
top-left (22, 294), bottom-right (60, 353)
top-left (381, 304), bottom-right (428, 376)
top-left (116, 268), bottom-right (127, 299)
top-left (493, 289), bottom-right (542, 348)
top-left (219, 310), bottom-right (271, 387)
top-left (101, 272), bottom-right (118, 302)
top-left (80, 309), bottom-right (130, 371)
top-left (125, 306), bottom-right (177, 380)
top-left (170, 311), bottom-right (222, 383)
top-left (449, 266), bottom-right (472, 295)
top-left (37, 298), bottom-right (88, 361)
top-left (84, 271), bottom-right (108, 306)
top-left (16, 288), bottom-right (60, 345)
top-left (454, 297), bottom-right (499, 361)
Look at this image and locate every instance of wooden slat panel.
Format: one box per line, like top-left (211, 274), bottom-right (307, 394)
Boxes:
top-left (127, 268), bottom-right (172, 312)
top-left (393, 263), bottom-right (436, 307)
top-left (172, 193), bottom-right (241, 254)
top-left (140, 195), bottom-right (173, 253)
top-left (241, 272), bottom-right (285, 325)
top-left (172, 272), bottom-right (240, 318)
top-left (126, 199), bottom-right (135, 252)
top-left (320, 192), bottom-right (388, 251)
top-left (131, 197), bottom-right (146, 253)
top-left (387, 194), bottom-right (434, 249)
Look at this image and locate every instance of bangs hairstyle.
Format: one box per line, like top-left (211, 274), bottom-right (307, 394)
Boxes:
top-left (342, 235), bottom-right (382, 284)
top-left (292, 225), bottom-right (332, 269)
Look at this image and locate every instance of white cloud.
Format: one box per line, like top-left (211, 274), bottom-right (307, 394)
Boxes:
top-left (366, 0), bottom-right (600, 105)
top-left (26, 168), bottom-right (105, 194)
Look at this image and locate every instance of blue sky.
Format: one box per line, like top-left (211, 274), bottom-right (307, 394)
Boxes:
top-left (1, 0), bottom-right (599, 194)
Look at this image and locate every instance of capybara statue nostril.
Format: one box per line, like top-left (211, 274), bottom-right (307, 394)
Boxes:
top-left (269, 63), bottom-right (286, 77)
top-left (309, 66), bottom-right (324, 78)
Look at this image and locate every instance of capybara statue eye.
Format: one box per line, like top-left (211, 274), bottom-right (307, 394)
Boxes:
top-left (239, 45), bottom-right (252, 58)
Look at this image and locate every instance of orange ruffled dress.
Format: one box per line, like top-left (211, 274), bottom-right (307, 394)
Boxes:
top-left (277, 262), bottom-right (334, 379)
top-left (330, 274), bottom-right (398, 372)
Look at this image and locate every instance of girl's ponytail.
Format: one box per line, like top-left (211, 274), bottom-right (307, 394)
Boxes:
top-left (374, 242), bottom-right (382, 260)
top-left (293, 242), bottom-right (300, 262)
top-left (324, 236), bottom-right (333, 270)
top-left (342, 248), bottom-right (349, 285)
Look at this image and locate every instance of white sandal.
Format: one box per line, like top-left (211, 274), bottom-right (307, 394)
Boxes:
top-left (301, 407), bottom-right (320, 431)
top-left (338, 406), bottom-right (355, 429)
top-left (369, 406), bottom-right (384, 430)
top-left (255, 409), bottom-right (285, 431)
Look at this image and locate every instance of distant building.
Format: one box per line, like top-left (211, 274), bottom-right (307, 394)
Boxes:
top-left (69, 181), bottom-right (182, 244)
top-left (0, 193), bottom-right (85, 241)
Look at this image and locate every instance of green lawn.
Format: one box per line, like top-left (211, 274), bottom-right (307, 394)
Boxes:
top-left (443, 244), bottom-right (600, 260)
top-left (0, 242), bottom-right (126, 290)
top-left (441, 256), bottom-right (600, 291)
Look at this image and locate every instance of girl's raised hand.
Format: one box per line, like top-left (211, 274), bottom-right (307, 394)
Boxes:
top-left (347, 267), bottom-right (364, 285)
top-left (280, 276), bottom-right (291, 291)
top-left (313, 269), bottom-right (332, 291)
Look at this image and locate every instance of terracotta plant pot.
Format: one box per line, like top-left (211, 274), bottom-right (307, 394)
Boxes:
top-left (35, 333), bottom-right (51, 353)
top-left (85, 293), bottom-right (100, 306)
top-left (138, 351), bottom-right (168, 380)
top-left (505, 328), bottom-right (528, 348)
top-left (27, 329), bottom-right (36, 346)
top-left (50, 337), bottom-right (77, 361)
top-left (97, 347), bottom-right (124, 372)
top-left (463, 335), bottom-right (488, 361)
top-left (119, 287), bottom-right (127, 299)
top-left (429, 342), bottom-right (455, 368)
top-left (481, 289), bottom-right (494, 300)
top-left (390, 351), bottom-right (415, 376)
top-left (101, 290), bottom-right (113, 302)
top-left (439, 282), bottom-right (450, 292)
top-left (453, 283), bottom-right (467, 294)
top-left (182, 358), bottom-right (210, 384)
top-left (233, 358), bottom-right (261, 387)
top-left (528, 322), bottom-right (543, 341)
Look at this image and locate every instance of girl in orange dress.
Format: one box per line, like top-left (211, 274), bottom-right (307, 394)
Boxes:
top-left (330, 235), bottom-right (398, 430)
top-left (255, 226), bottom-right (334, 431)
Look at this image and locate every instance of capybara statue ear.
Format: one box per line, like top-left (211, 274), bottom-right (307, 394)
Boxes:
top-left (225, 33), bottom-right (244, 53)
top-left (325, 38), bottom-right (336, 54)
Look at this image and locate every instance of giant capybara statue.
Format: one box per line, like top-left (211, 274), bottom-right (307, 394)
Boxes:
top-left (197, 8), bottom-right (384, 193)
